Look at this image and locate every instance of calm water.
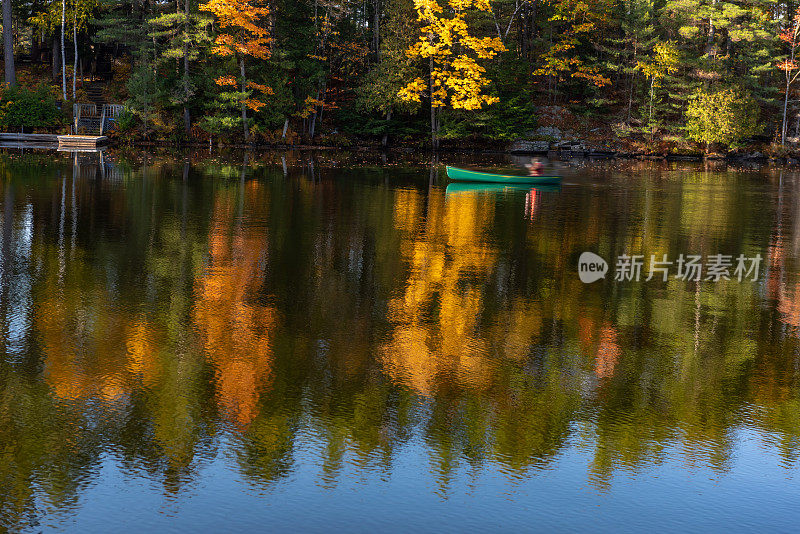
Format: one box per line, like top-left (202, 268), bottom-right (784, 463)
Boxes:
top-left (1, 151), bottom-right (799, 532)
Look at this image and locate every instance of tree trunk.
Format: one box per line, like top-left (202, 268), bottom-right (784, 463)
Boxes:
top-left (783, 74), bottom-right (790, 146)
top-left (706, 1), bottom-right (716, 59)
top-left (627, 45), bottom-right (637, 122)
top-left (783, 42), bottom-right (796, 147)
top-left (382, 109), bottom-right (391, 147)
top-left (429, 55), bottom-right (438, 150)
top-left (707, 16), bottom-right (714, 52)
top-left (430, 103), bottom-right (438, 150)
top-left (309, 83), bottom-right (324, 139)
top-left (240, 57), bottom-right (249, 143)
top-left (72, 7), bottom-right (77, 100)
top-left (61, 0), bottom-right (66, 100)
top-left (373, 0), bottom-right (380, 59)
top-left (2, 0), bottom-right (15, 86)
top-left (795, 109), bottom-right (800, 139)
top-left (430, 102), bottom-right (435, 149)
top-left (52, 35), bottom-right (60, 80)
top-left (32, 30), bottom-right (40, 61)
top-left (183, 0), bottom-right (191, 137)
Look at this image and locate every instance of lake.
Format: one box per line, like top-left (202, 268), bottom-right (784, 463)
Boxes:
top-left (1, 150), bottom-right (798, 532)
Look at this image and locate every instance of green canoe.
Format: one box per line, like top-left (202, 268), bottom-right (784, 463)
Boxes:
top-left (446, 166), bottom-right (562, 185)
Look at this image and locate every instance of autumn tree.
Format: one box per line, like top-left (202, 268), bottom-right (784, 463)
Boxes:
top-left (200, 0), bottom-right (272, 142)
top-left (30, 0), bottom-right (97, 100)
top-left (148, 7), bottom-right (213, 137)
top-left (636, 41), bottom-right (679, 127)
top-left (70, 0), bottom-right (99, 99)
top-left (12, 0), bottom-right (789, 145)
top-left (28, 2), bottom-right (61, 82)
top-left (357, 0), bottom-right (421, 146)
top-left (302, 0), bottom-right (359, 139)
top-left (685, 87), bottom-right (760, 151)
top-left (29, 1), bottom-right (65, 95)
top-left (778, 7), bottom-right (800, 146)
top-left (533, 0), bottom-right (614, 98)
top-left (94, 0), bottom-right (161, 132)
top-left (601, 0), bottom-right (657, 121)
top-left (398, 0), bottom-right (506, 149)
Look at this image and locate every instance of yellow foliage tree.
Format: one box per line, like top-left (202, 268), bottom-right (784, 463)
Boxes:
top-left (398, 0), bottom-right (506, 148)
top-left (200, 0), bottom-right (273, 142)
top-left (636, 41), bottom-right (679, 126)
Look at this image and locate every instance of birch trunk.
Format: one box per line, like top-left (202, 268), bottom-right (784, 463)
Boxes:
top-left (72, 7), bottom-right (77, 100)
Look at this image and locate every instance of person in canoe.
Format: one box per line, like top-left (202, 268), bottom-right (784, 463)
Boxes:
top-left (526, 157), bottom-right (543, 176)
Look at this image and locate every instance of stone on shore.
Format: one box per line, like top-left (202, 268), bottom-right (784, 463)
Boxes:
top-left (508, 140), bottom-right (551, 153)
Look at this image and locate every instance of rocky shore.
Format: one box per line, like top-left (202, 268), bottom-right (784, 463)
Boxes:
top-left (116, 104), bottom-right (799, 163)
top-left (502, 105), bottom-right (795, 163)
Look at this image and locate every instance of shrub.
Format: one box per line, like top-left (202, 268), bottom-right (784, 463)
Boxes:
top-left (0, 85), bottom-right (62, 130)
top-left (685, 88), bottom-right (760, 149)
top-left (115, 108), bottom-right (137, 132)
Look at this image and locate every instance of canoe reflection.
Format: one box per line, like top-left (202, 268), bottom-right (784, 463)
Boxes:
top-left (445, 182), bottom-right (562, 195)
top-left (445, 182), bottom-right (560, 220)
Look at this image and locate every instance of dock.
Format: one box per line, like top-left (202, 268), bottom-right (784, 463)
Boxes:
top-left (0, 133), bottom-right (59, 144)
top-left (0, 133), bottom-right (108, 150)
top-left (0, 101), bottom-right (121, 150)
top-left (57, 135), bottom-right (109, 149)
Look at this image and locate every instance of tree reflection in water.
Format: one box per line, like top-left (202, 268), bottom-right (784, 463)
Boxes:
top-left (0, 152), bottom-right (798, 529)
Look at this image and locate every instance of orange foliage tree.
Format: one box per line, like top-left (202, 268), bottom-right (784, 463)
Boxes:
top-left (200, 0), bottom-right (273, 142)
top-left (778, 7), bottom-right (800, 146)
top-left (533, 0), bottom-right (613, 95)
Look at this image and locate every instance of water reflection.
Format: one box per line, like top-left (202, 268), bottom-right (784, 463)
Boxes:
top-left (0, 152), bottom-right (799, 530)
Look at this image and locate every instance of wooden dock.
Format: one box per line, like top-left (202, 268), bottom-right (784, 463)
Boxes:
top-left (57, 135), bottom-right (109, 149)
top-left (0, 133), bottom-right (59, 144)
top-left (0, 133), bottom-right (109, 152)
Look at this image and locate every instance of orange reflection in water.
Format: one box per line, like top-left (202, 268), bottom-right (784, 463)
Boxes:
top-left (594, 324), bottom-right (621, 380)
top-left (578, 316), bottom-right (620, 380)
top-left (193, 185), bottom-right (276, 428)
top-left (766, 236), bottom-right (800, 329)
top-left (37, 267), bottom-right (164, 404)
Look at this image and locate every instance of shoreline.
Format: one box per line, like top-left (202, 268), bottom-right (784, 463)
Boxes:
top-left (112, 140), bottom-right (792, 164)
top-left (4, 134), bottom-right (797, 165)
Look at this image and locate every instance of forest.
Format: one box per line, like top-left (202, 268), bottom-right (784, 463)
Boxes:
top-left (0, 0), bottom-right (798, 152)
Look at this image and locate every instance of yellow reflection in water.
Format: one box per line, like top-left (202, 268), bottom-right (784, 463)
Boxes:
top-left (382, 189), bottom-right (519, 395)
